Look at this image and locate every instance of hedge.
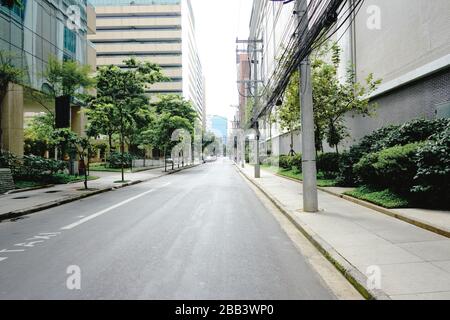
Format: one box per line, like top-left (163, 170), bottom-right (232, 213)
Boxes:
top-left (353, 142), bottom-right (423, 194)
top-left (412, 123), bottom-right (450, 207)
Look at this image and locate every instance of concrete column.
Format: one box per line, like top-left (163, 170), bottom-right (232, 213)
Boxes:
top-left (71, 106), bottom-right (85, 137)
top-left (0, 83), bottom-right (24, 156)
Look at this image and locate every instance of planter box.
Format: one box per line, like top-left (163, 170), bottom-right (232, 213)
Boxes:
top-left (0, 168), bottom-right (15, 194)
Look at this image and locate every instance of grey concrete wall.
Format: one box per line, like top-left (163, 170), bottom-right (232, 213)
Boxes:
top-left (354, 0), bottom-right (450, 84)
top-left (343, 67), bottom-right (450, 146)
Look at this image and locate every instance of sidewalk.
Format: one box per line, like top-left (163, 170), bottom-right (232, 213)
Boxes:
top-left (238, 165), bottom-right (450, 300)
top-left (317, 185), bottom-right (450, 237)
top-left (0, 165), bottom-right (193, 220)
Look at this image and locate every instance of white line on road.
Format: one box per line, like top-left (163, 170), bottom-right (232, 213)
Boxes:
top-left (0, 257), bottom-right (7, 262)
top-left (61, 183), bottom-right (171, 230)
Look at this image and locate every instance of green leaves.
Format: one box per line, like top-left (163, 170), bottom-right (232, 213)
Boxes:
top-left (311, 42), bottom-right (381, 151)
top-left (0, 50), bottom-right (24, 99)
top-left (278, 70), bottom-right (301, 132)
top-left (87, 58), bottom-right (166, 150)
top-left (44, 56), bottom-right (94, 98)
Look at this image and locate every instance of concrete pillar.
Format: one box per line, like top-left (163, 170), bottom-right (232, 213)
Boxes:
top-left (71, 106), bottom-right (85, 137)
top-left (0, 83), bottom-right (24, 156)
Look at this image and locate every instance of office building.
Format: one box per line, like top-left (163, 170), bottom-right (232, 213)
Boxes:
top-left (88, 0), bottom-right (205, 123)
top-left (0, 0), bottom-right (96, 156)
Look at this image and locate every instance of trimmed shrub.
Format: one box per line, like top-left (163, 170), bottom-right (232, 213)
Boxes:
top-left (354, 142), bottom-right (423, 193)
top-left (380, 118), bottom-right (449, 149)
top-left (412, 124), bottom-right (450, 208)
top-left (317, 153), bottom-right (340, 178)
top-left (359, 124), bottom-right (401, 154)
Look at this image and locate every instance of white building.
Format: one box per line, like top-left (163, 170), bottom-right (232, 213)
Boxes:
top-left (247, 0), bottom-right (450, 154)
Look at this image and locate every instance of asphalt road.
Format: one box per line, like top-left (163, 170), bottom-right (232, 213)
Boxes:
top-left (0, 159), bottom-right (334, 299)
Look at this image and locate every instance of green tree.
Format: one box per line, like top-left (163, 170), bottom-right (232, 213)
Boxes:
top-left (44, 56), bottom-right (94, 99)
top-left (152, 94), bottom-right (197, 125)
top-left (24, 113), bottom-right (55, 156)
top-left (143, 113), bottom-right (193, 172)
top-left (278, 70), bottom-right (301, 155)
top-left (88, 58), bottom-right (166, 181)
top-left (312, 43), bottom-right (381, 153)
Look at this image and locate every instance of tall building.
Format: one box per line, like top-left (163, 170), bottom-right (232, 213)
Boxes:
top-left (236, 53), bottom-right (250, 128)
top-left (247, 0), bottom-right (450, 154)
top-left (88, 0), bottom-right (205, 123)
top-left (0, 0), bottom-right (96, 156)
top-left (206, 115), bottom-right (228, 146)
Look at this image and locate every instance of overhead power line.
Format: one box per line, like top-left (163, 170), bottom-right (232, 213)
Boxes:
top-left (250, 0), bottom-right (364, 127)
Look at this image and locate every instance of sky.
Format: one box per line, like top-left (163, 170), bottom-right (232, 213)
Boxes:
top-left (190, 0), bottom-right (254, 123)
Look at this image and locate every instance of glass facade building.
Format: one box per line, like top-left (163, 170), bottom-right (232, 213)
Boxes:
top-left (0, 0), bottom-right (91, 92)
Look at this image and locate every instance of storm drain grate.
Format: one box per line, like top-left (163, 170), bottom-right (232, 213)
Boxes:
top-left (12, 196), bottom-right (29, 200)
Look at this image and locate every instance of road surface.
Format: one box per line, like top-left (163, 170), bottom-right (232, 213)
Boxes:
top-left (0, 159), bottom-right (334, 299)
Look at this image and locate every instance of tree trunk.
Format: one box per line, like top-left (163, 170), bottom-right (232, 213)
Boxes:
top-left (108, 134), bottom-right (113, 151)
top-left (164, 146), bottom-right (167, 172)
top-left (84, 159), bottom-right (88, 190)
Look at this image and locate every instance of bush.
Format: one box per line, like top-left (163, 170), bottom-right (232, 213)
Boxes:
top-left (108, 152), bottom-right (134, 169)
top-left (1, 152), bottom-right (67, 179)
top-left (380, 118), bottom-right (449, 149)
top-left (335, 145), bottom-right (366, 186)
top-left (279, 155), bottom-right (292, 170)
top-left (354, 143), bottom-right (423, 193)
top-left (12, 155), bottom-right (67, 180)
top-left (317, 153), bottom-right (339, 178)
top-left (0, 150), bottom-right (19, 169)
top-left (359, 124), bottom-right (401, 154)
top-left (335, 119), bottom-right (449, 187)
top-left (412, 124), bottom-right (450, 208)
top-left (291, 154), bottom-right (302, 171)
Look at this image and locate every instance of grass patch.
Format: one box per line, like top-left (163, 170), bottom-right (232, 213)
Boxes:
top-left (344, 186), bottom-right (410, 209)
top-left (89, 163), bottom-right (131, 173)
top-left (260, 165), bottom-right (337, 187)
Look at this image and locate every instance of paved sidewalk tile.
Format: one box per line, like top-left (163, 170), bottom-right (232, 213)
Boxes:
top-left (240, 165), bottom-right (450, 299)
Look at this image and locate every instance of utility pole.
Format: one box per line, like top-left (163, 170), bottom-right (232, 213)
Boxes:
top-left (252, 41), bottom-right (261, 179)
top-left (297, 0), bottom-right (318, 212)
top-left (236, 38), bottom-right (263, 178)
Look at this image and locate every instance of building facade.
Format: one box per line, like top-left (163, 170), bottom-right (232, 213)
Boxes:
top-left (246, 0), bottom-right (450, 154)
top-left (206, 115), bottom-right (228, 146)
top-left (88, 0), bottom-right (205, 123)
top-left (236, 53), bottom-right (250, 128)
top-left (0, 0), bottom-right (96, 156)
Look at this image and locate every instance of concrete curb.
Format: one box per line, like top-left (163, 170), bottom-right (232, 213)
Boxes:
top-left (236, 165), bottom-right (391, 300)
top-left (272, 171), bottom-right (450, 239)
top-left (0, 164), bottom-right (200, 223)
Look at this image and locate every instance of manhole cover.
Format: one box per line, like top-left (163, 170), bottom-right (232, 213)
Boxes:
top-left (12, 196), bottom-right (29, 200)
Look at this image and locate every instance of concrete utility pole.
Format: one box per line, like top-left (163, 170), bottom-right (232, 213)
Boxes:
top-left (252, 42), bottom-right (261, 179)
top-left (297, 0), bottom-right (318, 212)
top-left (236, 38), bottom-right (263, 178)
